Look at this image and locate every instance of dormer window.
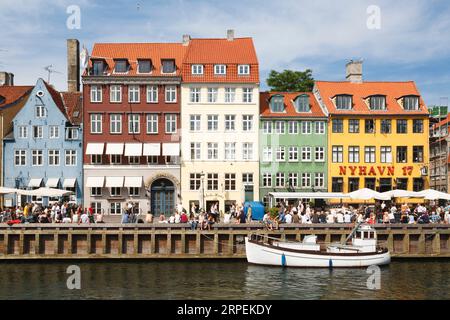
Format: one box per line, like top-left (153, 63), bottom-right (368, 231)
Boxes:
top-left (192, 64), bottom-right (204, 75)
top-left (295, 95), bottom-right (310, 112)
top-left (335, 95), bottom-right (352, 110)
top-left (403, 95), bottom-right (420, 110)
top-left (270, 95), bottom-right (284, 113)
top-left (114, 59), bottom-right (128, 73)
top-left (369, 95), bottom-right (386, 110)
top-left (162, 59), bottom-right (176, 73)
top-left (92, 60), bottom-right (105, 76)
top-left (238, 64), bottom-right (250, 75)
top-left (138, 60), bottom-right (152, 73)
top-left (214, 65), bottom-right (226, 75)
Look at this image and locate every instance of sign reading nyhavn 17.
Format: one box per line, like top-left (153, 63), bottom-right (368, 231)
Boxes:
top-left (338, 166), bottom-right (416, 176)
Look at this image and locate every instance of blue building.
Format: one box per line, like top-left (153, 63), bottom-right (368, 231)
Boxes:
top-left (3, 78), bottom-right (83, 206)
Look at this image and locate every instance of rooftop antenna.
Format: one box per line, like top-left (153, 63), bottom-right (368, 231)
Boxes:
top-left (43, 64), bottom-right (62, 84)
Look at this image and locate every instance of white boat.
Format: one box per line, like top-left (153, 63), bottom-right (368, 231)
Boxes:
top-left (245, 223), bottom-right (390, 268)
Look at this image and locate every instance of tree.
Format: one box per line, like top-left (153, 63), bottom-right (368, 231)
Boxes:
top-left (266, 69), bottom-right (315, 92)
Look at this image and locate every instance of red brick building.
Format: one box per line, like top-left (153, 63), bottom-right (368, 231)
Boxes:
top-left (82, 42), bottom-right (188, 216)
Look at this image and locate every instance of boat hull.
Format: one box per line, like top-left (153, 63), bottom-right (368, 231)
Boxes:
top-left (245, 237), bottom-right (391, 268)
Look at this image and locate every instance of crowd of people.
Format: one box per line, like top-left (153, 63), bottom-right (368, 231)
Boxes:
top-left (262, 200), bottom-right (450, 230)
top-left (3, 199), bottom-right (450, 229)
top-left (142, 201), bottom-right (252, 230)
top-left (0, 202), bottom-right (104, 225)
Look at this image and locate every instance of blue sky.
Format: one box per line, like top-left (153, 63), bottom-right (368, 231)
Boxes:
top-left (1, 0), bottom-right (450, 106)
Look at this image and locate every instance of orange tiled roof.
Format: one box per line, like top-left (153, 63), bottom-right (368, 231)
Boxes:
top-left (315, 81), bottom-right (428, 116)
top-left (0, 86), bottom-right (33, 109)
top-left (61, 92), bottom-right (82, 125)
top-left (88, 43), bottom-right (188, 77)
top-left (182, 38), bottom-right (259, 83)
top-left (260, 92), bottom-right (326, 118)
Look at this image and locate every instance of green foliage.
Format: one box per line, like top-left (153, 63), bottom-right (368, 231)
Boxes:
top-left (266, 69), bottom-right (315, 92)
top-left (268, 207), bottom-right (279, 218)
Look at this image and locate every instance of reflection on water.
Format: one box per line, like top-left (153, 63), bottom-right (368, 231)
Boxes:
top-left (0, 260), bottom-right (449, 300)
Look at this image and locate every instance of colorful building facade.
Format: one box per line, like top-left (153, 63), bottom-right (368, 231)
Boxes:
top-left (314, 61), bottom-right (430, 195)
top-left (3, 78), bottom-right (83, 205)
top-left (82, 42), bottom-right (187, 216)
top-left (259, 92), bottom-right (328, 205)
top-left (180, 31), bottom-right (260, 213)
top-left (429, 115), bottom-right (450, 192)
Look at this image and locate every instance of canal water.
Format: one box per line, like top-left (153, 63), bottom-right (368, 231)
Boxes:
top-left (0, 260), bottom-right (449, 299)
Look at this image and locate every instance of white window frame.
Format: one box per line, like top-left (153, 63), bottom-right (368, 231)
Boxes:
top-left (301, 121), bottom-right (312, 134)
top-left (48, 149), bottom-right (60, 166)
top-left (224, 173), bottom-right (236, 191)
top-left (110, 85), bottom-right (122, 103)
top-left (207, 173), bottom-right (219, 191)
top-left (190, 142), bottom-right (201, 160)
top-left (274, 121), bottom-right (285, 134)
top-left (128, 114), bottom-right (140, 134)
top-left (276, 146), bottom-right (286, 162)
top-left (165, 86), bottom-right (177, 103)
top-left (110, 202), bottom-right (121, 215)
top-left (129, 187), bottom-right (140, 197)
top-left (214, 64), bottom-right (226, 75)
top-left (315, 121), bottom-right (325, 134)
top-left (315, 173), bottom-right (325, 188)
top-left (90, 114), bottom-right (102, 134)
top-left (207, 143), bottom-right (219, 160)
top-left (262, 147), bottom-right (272, 162)
top-left (90, 85), bottom-right (102, 103)
top-left (243, 88), bottom-right (253, 103)
top-left (276, 172), bottom-right (285, 188)
top-left (301, 173), bottom-right (312, 188)
top-left (165, 114), bottom-right (177, 134)
top-left (146, 85), bottom-right (158, 103)
top-left (315, 147), bottom-right (325, 162)
top-left (207, 88), bottom-right (218, 103)
top-left (14, 150), bottom-right (26, 166)
top-left (242, 142), bottom-right (253, 160)
top-left (36, 105), bottom-right (46, 118)
top-left (225, 88), bottom-right (236, 103)
top-left (301, 147), bottom-right (312, 162)
top-left (190, 88), bottom-right (201, 103)
top-left (288, 121), bottom-right (298, 134)
top-left (242, 115), bottom-right (253, 132)
top-left (262, 173), bottom-right (272, 187)
top-left (207, 115), bottom-right (219, 131)
top-left (146, 114), bottom-right (158, 134)
top-left (288, 173), bottom-right (299, 188)
top-left (289, 146), bottom-right (299, 162)
top-left (190, 114), bottom-right (201, 132)
top-left (32, 150), bottom-right (43, 167)
top-left (49, 126), bottom-right (59, 139)
top-left (110, 114), bottom-right (122, 134)
top-left (238, 64), bottom-right (250, 75)
top-left (91, 187), bottom-right (102, 196)
top-left (225, 142), bottom-right (236, 160)
top-left (32, 125), bottom-right (43, 139)
top-left (263, 121), bottom-right (272, 134)
top-left (128, 85), bottom-right (140, 103)
top-left (65, 150), bottom-right (77, 166)
top-left (225, 115), bottom-right (236, 132)
top-left (191, 64), bottom-right (204, 75)
top-left (18, 126), bottom-right (28, 139)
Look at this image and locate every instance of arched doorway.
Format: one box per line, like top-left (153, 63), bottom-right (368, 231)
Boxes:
top-left (151, 178), bottom-right (175, 216)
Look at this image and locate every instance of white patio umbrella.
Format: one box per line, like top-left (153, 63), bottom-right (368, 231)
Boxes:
top-left (416, 189), bottom-right (450, 200)
top-left (16, 187), bottom-right (73, 197)
top-left (382, 189), bottom-right (421, 199)
top-left (0, 187), bottom-right (19, 194)
top-left (346, 188), bottom-right (391, 201)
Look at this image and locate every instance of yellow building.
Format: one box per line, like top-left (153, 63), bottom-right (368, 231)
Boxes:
top-left (314, 61), bottom-right (429, 196)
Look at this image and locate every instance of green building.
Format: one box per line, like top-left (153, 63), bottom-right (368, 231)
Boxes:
top-left (259, 92), bottom-right (328, 206)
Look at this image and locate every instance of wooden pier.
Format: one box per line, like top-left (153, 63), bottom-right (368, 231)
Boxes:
top-left (1, 223), bottom-right (450, 259)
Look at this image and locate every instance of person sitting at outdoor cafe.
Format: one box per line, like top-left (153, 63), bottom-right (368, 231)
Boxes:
top-left (174, 211), bottom-right (181, 223)
top-left (263, 212), bottom-right (275, 230)
top-left (223, 211), bottom-right (231, 224)
top-left (79, 211), bottom-right (90, 224)
top-left (336, 211), bottom-right (344, 223)
top-left (400, 211), bottom-right (409, 224)
top-left (188, 213), bottom-right (198, 230)
top-left (145, 212), bottom-right (153, 223)
top-left (311, 211), bottom-right (320, 224)
top-left (367, 213), bottom-right (376, 225)
top-left (180, 211), bottom-right (188, 223)
top-left (284, 212), bottom-right (293, 224)
top-left (158, 213), bottom-right (166, 223)
top-left (418, 211), bottom-right (430, 224)
top-left (168, 214), bottom-right (175, 224)
top-left (344, 211), bottom-right (352, 224)
top-left (430, 211), bottom-right (441, 224)
top-left (326, 212), bottom-right (335, 224)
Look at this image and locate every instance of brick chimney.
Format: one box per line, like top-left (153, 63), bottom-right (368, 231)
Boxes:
top-left (346, 60), bottom-right (363, 83)
top-left (227, 29), bottom-right (234, 41)
top-left (67, 39), bottom-right (80, 92)
top-left (182, 34), bottom-right (191, 46)
top-left (0, 72), bottom-right (14, 86)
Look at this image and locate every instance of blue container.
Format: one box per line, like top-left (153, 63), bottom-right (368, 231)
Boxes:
top-left (244, 201), bottom-right (265, 221)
